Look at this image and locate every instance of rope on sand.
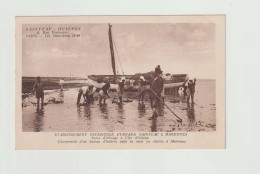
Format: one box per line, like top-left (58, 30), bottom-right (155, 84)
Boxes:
top-left (149, 88), bottom-right (182, 123)
top-left (119, 86), bottom-right (182, 123)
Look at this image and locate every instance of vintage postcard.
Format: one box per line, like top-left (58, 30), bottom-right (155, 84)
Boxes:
top-left (16, 15), bottom-right (225, 149)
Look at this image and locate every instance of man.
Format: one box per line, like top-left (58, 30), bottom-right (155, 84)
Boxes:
top-left (59, 79), bottom-right (64, 91)
top-left (117, 77), bottom-right (125, 103)
top-left (150, 65), bottom-right (164, 117)
top-left (33, 76), bottom-right (44, 109)
top-left (76, 85), bottom-right (100, 105)
top-left (77, 86), bottom-right (88, 105)
top-left (138, 76), bottom-right (146, 102)
top-left (187, 78), bottom-right (196, 103)
top-left (87, 85), bottom-right (96, 103)
top-left (98, 83), bottom-right (111, 104)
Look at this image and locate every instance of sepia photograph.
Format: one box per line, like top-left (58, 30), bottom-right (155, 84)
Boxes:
top-left (16, 16), bottom-right (225, 149)
top-left (1, 0), bottom-right (258, 172)
top-left (22, 22), bottom-right (217, 132)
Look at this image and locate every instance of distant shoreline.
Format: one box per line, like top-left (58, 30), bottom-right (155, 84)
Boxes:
top-left (22, 76), bottom-right (216, 81)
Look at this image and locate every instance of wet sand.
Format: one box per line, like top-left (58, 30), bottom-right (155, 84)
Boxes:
top-left (22, 80), bottom-right (216, 132)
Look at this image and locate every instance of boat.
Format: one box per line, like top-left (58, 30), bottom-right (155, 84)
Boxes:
top-left (85, 24), bottom-right (189, 94)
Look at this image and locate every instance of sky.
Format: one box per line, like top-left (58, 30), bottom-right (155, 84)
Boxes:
top-left (22, 23), bottom-right (215, 79)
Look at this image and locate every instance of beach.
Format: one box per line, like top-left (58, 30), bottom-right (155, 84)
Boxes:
top-left (22, 79), bottom-right (216, 132)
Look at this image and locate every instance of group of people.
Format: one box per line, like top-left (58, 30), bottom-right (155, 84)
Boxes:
top-left (76, 83), bottom-right (111, 105)
top-left (32, 77), bottom-right (65, 109)
top-left (177, 79), bottom-right (196, 103)
top-left (116, 75), bottom-right (148, 103)
top-left (32, 65), bottom-right (196, 117)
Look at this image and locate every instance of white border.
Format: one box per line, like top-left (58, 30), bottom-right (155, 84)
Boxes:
top-left (1, 0), bottom-right (260, 173)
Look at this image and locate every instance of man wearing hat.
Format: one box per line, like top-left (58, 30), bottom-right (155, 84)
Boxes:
top-left (150, 65), bottom-right (164, 117)
top-left (58, 79), bottom-right (64, 91)
top-left (138, 76), bottom-right (146, 102)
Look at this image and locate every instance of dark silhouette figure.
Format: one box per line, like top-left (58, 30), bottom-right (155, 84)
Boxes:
top-left (187, 79), bottom-right (196, 103)
top-left (33, 76), bottom-right (44, 109)
top-left (150, 66), bottom-right (164, 117)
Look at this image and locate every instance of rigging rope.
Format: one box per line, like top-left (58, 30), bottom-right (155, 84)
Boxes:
top-left (108, 54), bottom-right (111, 75)
top-left (112, 30), bottom-right (125, 76)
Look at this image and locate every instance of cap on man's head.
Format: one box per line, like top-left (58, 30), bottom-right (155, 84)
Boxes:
top-left (155, 66), bottom-right (163, 74)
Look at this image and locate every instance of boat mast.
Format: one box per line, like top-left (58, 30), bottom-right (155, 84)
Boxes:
top-left (108, 23), bottom-right (117, 79)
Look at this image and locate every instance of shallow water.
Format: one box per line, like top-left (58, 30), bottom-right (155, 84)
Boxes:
top-left (22, 80), bottom-right (216, 132)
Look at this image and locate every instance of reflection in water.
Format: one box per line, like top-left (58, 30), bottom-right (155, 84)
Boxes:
top-left (77, 104), bottom-right (93, 129)
top-left (187, 103), bottom-right (195, 127)
top-left (116, 103), bottom-right (125, 124)
top-left (137, 102), bottom-right (146, 118)
top-left (150, 117), bottom-right (157, 132)
top-left (117, 103), bottom-right (124, 118)
top-left (59, 91), bottom-right (64, 103)
top-left (33, 108), bottom-right (45, 132)
top-left (77, 104), bottom-right (91, 119)
top-left (84, 105), bottom-right (91, 118)
top-left (77, 106), bottom-right (83, 118)
top-left (99, 104), bottom-right (108, 114)
top-left (99, 104), bottom-right (108, 119)
top-left (22, 80), bottom-right (216, 132)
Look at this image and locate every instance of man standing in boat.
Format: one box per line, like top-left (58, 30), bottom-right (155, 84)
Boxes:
top-left (150, 65), bottom-right (164, 117)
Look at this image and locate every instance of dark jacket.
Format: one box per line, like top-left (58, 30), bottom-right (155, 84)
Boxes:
top-left (188, 81), bottom-right (196, 93)
top-left (150, 76), bottom-right (164, 96)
